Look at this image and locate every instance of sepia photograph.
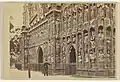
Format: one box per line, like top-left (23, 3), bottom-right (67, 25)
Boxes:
top-left (1, 1), bottom-right (119, 80)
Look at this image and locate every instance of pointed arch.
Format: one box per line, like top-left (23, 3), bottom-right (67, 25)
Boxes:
top-left (37, 46), bottom-right (43, 63)
top-left (69, 45), bottom-right (76, 63)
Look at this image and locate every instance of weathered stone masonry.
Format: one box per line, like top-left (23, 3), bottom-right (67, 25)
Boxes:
top-left (19, 3), bottom-right (116, 77)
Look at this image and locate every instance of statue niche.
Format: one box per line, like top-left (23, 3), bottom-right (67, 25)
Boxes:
top-left (90, 3), bottom-right (96, 20)
top-left (83, 30), bottom-right (89, 67)
top-left (84, 5), bottom-right (89, 22)
top-left (90, 28), bottom-right (96, 51)
top-left (106, 26), bottom-right (112, 51)
top-left (72, 35), bottom-right (76, 43)
top-left (89, 49), bottom-right (96, 68)
top-left (62, 37), bottom-right (66, 63)
top-left (98, 25), bottom-right (104, 47)
top-left (97, 4), bottom-right (104, 18)
top-left (113, 28), bottom-right (115, 54)
top-left (77, 33), bottom-right (82, 67)
top-left (98, 49), bottom-right (105, 69)
top-left (83, 30), bottom-right (88, 53)
top-left (78, 33), bottom-right (82, 51)
top-left (78, 8), bottom-right (83, 25)
top-left (67, 36), bottom-right (71, 44)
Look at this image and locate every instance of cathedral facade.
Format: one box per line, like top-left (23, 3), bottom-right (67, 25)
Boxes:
top-left (19, 3), bottom-right (116, 77)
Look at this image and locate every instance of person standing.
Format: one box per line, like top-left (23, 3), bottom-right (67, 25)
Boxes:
top-left (43, 60), bottom-right (50, 76)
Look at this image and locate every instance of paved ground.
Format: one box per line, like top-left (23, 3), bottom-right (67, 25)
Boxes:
top-left (8, 68), bottom-right (114, 80)
top-left (8, 68), bottom-right (81, 80)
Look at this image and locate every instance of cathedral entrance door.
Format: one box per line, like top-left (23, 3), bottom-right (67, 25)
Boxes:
top-left (37, 46), bottom-right (43, 71)
top-left (69, 45), bottom-right (76, 75)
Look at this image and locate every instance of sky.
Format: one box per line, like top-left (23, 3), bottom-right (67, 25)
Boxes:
top-left (3, 3), bottom-right (24, 39)
top-left (4, 3), bottom-right (24, 29)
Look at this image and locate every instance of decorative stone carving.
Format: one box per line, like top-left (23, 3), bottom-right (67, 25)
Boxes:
top-left (97, 4), bottom-right (104, 18)
top-left (90, 28), bottom-right (96, 49)
top-left (21, 3), bottom-right (116, 76)
top-left (104, 4), bottom-right (110, 18)
top-left (72, 35), bottom-right (76, 43)
top-left (98, 49), bottom-right (105, 62)
top-left (85, 53), bottom-right (89, 63)
top-left (78, 52), bottom-right (82, 63)
top-left (84, 30), bottom-right (88, 47)
top-left (67, 36), bottom-right (71, 44)
top-left (98, 26), bottom-right (104, 47)
top-left (78, 33), bottom-right (82, 51)
top-left (78, 10), bottom-right (83, 25)
top-left (89, 49), bottom-right (96, 63)
top-left (90, 4), bottom-right (96, 20)
top-left (68, 16), bottom-right (71, 28)
top-left (84, 7), bottom-right (89, 22)
top-left (51, 55), bottom-right (54, 63)
top-left (98, 18), bottom-right (104, 26)
top-left (106, 26), bottom-right (112, 51)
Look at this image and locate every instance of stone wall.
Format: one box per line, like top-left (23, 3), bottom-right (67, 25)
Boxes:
top-left (20, 3), bottom-right (116, 77)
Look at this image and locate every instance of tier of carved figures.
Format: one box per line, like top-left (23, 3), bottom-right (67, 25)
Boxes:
top-left (59, 3), bottom-right (115, 69)
top-left (23, 3), bottom-right (115, 69)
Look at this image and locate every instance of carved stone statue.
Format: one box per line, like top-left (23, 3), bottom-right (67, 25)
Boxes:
top-left (104, 4), bottom-right (110, 18)
top-left (85, 53), bottom-right (89, 63)
top-left (67, 36), bottom-right (71, 44)
top-left (78, 52), bottom-right (82, 63)
top-left (106, 26), bottom-right (111, 50)
top-left (98, 28), bottom-right (104, 47)
top-left (97, 4), bottom-right (104, 18)
top-left (68, 16), bottom-right (71, 28)
top-left (98, 49), bottom-right (105, 62)
top-left (90, 4), bottom-right (96, 20)
top-left (90, 29), bottom-right (96, 48)
top-left (89, 50), bottom-right (96, 63)
top-left (84, 31), bottom-right (89, 53)
top-left (78, 33), bottom-right (82, 51)
top-left (84, 9), bottom-right (88, 22)
top-left (72, 35), bottom-right (76, 43)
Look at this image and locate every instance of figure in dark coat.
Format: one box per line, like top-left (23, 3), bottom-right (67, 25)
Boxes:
top-left (43, 61), bottom-right (50, 76)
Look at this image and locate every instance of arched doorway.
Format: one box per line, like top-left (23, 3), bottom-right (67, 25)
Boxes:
top-left (70, 45), bottom-right (76, 63)
top-left (69, 45), bottom-right (76, 75)
top-left (38, 46), bottom-right (43, 63)
top-left (37, 46), bottom-right (43, 71)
